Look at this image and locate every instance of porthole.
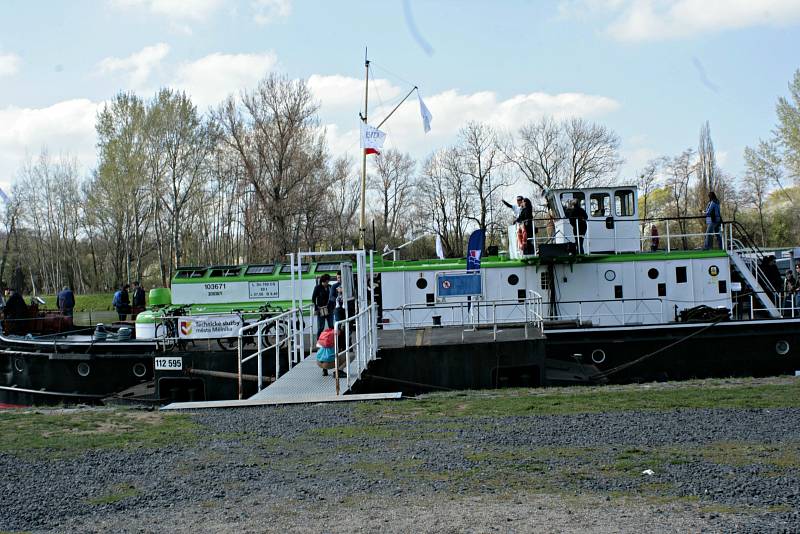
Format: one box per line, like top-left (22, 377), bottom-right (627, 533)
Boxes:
top-left (133, 363), bottom-right (147, 378)
top-left (648, 268), bottom-right (659, 280)
top-left (77, 362), bottom-right (91, 377)
top-left (604, 270), bottom-right (616, 282)
top-left (13, 358), bottom-right (23, 372)
top-left (508, 274), bottom-right (519, 286)
top-left (591, 349), bottom-right (606, 364)
top-left (416, 278), bottom-right (428, 290)
top-left (776, 340), bottom-right (790, 356)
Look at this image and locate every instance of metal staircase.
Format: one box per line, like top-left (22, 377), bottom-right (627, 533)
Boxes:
top-left (725, 221), bottom-right (781, 318)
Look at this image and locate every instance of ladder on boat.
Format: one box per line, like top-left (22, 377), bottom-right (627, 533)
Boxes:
top-left (727, 250), bottom-right (781, 318)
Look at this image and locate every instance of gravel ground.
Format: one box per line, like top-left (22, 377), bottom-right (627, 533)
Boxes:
top-left (2, 399), bottom-right (800, 533)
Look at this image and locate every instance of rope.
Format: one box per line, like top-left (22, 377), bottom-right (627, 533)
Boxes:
top-left (590, 317), bottom-right (726, 381)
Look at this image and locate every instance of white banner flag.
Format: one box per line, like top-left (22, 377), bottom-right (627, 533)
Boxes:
top-left (435, 234), bottom-right (445, 259)
top-left (418, 92), bottom-right (432, 133)
top-left (360, 122), bottom-right (387, 155)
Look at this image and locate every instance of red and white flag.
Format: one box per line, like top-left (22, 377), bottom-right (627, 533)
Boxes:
top-left (360, 122), bottom-right (386, 155)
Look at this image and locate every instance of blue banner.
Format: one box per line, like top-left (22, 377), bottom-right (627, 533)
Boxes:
top-left (466, 229), bottom-right (485, 272)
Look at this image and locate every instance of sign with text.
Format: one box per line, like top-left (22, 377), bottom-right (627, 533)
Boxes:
top-left (435, 272), bottom-right (483, 298)
top-left (248, 281), bottom-right (279, 299)
top-left (178, 314), bottom-right (243, 340)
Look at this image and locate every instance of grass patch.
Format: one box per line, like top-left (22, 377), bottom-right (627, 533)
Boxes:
top-left (0, 409), bottom-right (198, 458)
top-left (38, 293), bottom-right (115, 312)
top-left (357, 380), bottom-right (800, 419)
top-left (85, 483), bottom-right (139, 505)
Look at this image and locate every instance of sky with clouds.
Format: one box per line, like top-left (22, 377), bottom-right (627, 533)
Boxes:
top-left (0, 0), bottom-right (799, 196)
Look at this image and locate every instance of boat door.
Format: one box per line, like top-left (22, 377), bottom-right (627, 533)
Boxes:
top-left (586, 188), bottom-right (640, 253)
top-left (586, 189), bottom-right (615, 253)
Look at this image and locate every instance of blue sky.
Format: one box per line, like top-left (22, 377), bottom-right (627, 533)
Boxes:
top-left (1, 0), bottom-right (799, 194)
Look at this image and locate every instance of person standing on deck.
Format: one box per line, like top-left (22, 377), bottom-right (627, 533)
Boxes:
top-left (57, 286), bottom-right (75, 316)
top-left (514, 198), bottom-right (534, 254)
top-left (703, 192), bottom-right (722, 250)
top-left (328, 273), bottom-right (341, 321)
top-left (567, 199), bottom-right (589, 254)
top-left (131, 281), bottom-right (146, 318)
top-left (112, 284), bottom-right (131, 321)
top-left (502, 196), bottom-right (523, 218)
top-left (312, 274), bottom-right (333, 337)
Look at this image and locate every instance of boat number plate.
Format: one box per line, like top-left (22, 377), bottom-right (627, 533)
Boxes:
top-left (155, 357), bottom-right (183, 371)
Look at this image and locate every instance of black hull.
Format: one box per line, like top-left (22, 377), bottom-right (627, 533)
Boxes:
top-left (544, 319), bottom-right (800, 385)
top-left (0, 349), bottom-right (157, 406)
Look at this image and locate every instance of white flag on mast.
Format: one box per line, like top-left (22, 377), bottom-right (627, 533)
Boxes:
top-left (435, 234), bottom-right (445, 259)
top-left (418, 92), bottom-right (432, 133)
top-left (360, 122), bottom-right (387, 155)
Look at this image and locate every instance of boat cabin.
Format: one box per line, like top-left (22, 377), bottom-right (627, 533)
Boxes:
top-left (508, 186), bottom-right (641, 258)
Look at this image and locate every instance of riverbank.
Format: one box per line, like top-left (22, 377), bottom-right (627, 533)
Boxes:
top-left (1, 377), bottom-right (799, 533)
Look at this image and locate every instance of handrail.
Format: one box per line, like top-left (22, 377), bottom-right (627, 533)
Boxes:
top-left (236, 307), bottom-right (303, 399)
top-left (332, 303), bottom-right (378, 395)
top-left (387, 295), bottom-right (544, 344)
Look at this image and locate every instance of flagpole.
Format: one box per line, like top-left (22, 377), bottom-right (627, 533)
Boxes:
top-left (376, 86), bottom-right (418, 129)
top-left (359, 51), bottom-right (370, 250)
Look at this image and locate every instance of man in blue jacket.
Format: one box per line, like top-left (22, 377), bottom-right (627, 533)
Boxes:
top-left (57, 286), bottom-right (75, 316)
top-left (703, 191), bottom-right (722, 250)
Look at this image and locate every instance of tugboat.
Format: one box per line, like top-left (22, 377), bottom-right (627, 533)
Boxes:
top-left (3, 186), bottom-right (799, 405)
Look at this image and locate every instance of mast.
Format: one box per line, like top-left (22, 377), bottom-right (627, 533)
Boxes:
top-left (359, 50), bottom-right (370, 250)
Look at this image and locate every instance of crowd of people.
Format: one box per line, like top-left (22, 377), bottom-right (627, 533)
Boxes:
top-left (500, 190), bottom-right (725, 255)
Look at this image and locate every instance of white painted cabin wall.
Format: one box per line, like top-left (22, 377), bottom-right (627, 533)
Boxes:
top-left (378, 257), bottom-right (733, 330)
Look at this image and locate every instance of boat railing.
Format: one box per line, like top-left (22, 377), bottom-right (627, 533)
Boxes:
top-left (506, 215), bottom-right (758, 257)
top-left (236, 307), bottom-right (304, 400)
top-left (332, 303), bottom-right (378, 395)
top-left (541, 297), bottom-right (666, 326)
top-left (387, 294), bottom-right (544, 344)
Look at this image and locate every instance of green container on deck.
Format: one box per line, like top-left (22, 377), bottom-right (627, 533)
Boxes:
top-left (149, 287), bottom-right (172, 307)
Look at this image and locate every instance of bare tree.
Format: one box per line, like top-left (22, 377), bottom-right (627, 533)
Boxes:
top-left (564, 118), bottom-right (623, 188)
top-left (503, 117), bottom-right (565, 195)
top-left (743, 140), bottom-right (782, 246)
top-left (327, 157), bottom-right (360, 250)
top-left (214, 74), bottom-right (328, 257)
top-left (370, 149), bottom-right (416, 244)
top-left (696, 121), bottom-right (720, 205)
top-left (663, 149), bottom-right (696, 248)
top-left (444, 122), bottom-right (506, 242)
top-left (417, 150), bottom-right (472, 257)
top-left (637, 159), bottom-right (662, 231)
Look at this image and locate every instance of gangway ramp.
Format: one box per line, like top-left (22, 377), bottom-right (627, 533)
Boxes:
top-left (162, 301), bottom-right (396, 410)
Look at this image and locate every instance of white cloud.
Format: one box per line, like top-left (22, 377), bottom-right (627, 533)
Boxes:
top-left (561, 0), bottom-right (800, 41)
top-left (172, 51), bottom-right (278, 108)
top-left (110, 0), bottom-right (224, 21)
top-left (0, 99), bottom-right (101, 189)
top-left (252, 0), bottom-right (291, 24)
top-left (0, 52), bottom-right (21, 77)
top-left (96, 43), bottom-right (170, 89)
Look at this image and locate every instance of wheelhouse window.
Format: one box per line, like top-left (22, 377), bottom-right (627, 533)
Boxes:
top-left (589, 192), bottom-right (610, 217)
top-left (560, 192), bottom-right (585, 212)
top-left (614, 190), bottom-right (635, 217)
